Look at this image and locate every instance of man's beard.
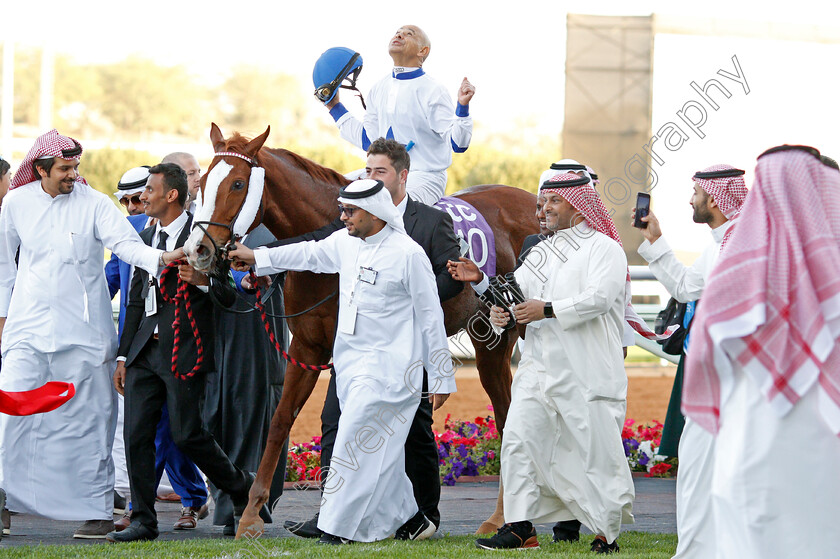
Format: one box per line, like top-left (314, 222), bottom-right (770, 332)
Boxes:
top-left (692, 205), bottom-right (713, 224)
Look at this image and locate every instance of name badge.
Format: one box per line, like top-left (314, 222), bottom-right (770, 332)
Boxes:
top-left (145, 279), bottom-right (157, 316)
top-left (338, 300), bottom-right (357, 335)
top-left (359, 267), bottom-right (377, 285)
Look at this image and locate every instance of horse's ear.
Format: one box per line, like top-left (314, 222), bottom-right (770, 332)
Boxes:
top-left (209, 122), bottom-right (226, 152)
top-left (244, 126), bottom-right (271, 157)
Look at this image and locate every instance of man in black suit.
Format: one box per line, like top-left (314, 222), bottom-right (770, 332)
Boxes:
top-left (276, 138), bottom-right (462, 537)
top-left (107, 163), bottom-right (252, 543)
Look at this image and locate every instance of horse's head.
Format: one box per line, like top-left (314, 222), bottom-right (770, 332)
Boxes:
top-left (184, 123), bottom-right (270, 272)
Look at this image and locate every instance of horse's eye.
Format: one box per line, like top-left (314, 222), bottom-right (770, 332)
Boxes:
top-left (232, 180), bottom-right (246, 191)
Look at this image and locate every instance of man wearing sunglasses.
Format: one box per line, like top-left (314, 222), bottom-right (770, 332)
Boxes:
top-left (229, 178), bottom-right (454, 544)
top-left (633, 165), bottom-right (747, 559)
top-left (322, 25), bottom-right (474, 206)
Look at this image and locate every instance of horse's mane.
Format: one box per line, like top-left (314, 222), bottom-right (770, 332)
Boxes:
top-left (223, 132), bottom-right (349, 186)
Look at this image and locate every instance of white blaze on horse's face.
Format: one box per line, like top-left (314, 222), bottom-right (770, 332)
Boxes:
top-left (184, 160), bottom-right (232, 271)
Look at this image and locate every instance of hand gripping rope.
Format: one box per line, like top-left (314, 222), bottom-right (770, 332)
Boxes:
top-left (249, 270), bottom-right (332, 372)
top-left (159, 261), bottom-right (205, 379)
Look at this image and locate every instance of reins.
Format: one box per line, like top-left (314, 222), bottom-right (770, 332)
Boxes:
top-left (249, 270), bottom-right (333, 372)
top-left (159, 261), bottom-right (205, 379)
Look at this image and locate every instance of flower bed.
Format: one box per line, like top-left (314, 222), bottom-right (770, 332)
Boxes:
top-left (284, 412), bottom-right (676, 484)
top-left (435, 409), bottom-right (501, 486)
top-left (622, 419), bottom-right (678, 477)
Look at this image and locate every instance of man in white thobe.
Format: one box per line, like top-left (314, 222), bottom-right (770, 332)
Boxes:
top-left (635, 164), bottom-right (748, 559)
top-left (471, 173), bottom-right (634, 553)
top-left (228, 178), bottom-right (454, 543)
top-left (0, 130), bottom-right (181, 539)
top-left (684, 146), bottom-right (840, 559)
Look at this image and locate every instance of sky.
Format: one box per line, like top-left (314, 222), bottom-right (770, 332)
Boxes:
top-left (4, 0), bottom-right (839, 252)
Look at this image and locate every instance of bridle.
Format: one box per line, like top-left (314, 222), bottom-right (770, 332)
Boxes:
top-left (192, 151), bottom-right (264, 265)
top-left (195, 149), bottom-right (338, 320)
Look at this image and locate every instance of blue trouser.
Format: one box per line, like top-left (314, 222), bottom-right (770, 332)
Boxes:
top-left (154, 404), bottom-right (207, 507)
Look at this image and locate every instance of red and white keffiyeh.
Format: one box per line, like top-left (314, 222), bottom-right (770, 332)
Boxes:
top-left (11, 129), bottom-right (83, 189)
top-left (542, 173), bottom-right (677, 342)
top-left (684, 148), bottom-right (840, 435)
top-left (694, 164), bottom-right (748, 220)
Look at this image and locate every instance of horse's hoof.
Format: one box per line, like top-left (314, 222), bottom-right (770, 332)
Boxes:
top-left (476, 520), bottom-right (503, 535)
top-left (235, 513), bottom-right (265, 540)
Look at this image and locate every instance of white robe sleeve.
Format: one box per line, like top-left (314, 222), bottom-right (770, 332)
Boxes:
top-left (0, 205), bottom-right (20, 317)
top-left (333, 82), bottom-right (380, 152)
top-left (638, 236), bottom-right (705, 303)
top-left (253, 230), bottom-right (343, 276)
top-left (407, 251), bottom-right (456, 395)
top-left (428, 87), bottom-right (472, 152)
top-left (552, 240), bottom-right (627, 330)
top-left (95, 197), bottom-right (161, 276)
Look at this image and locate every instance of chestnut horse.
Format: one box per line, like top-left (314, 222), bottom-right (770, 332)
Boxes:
top-left (184, 123), bottom-right (538, 539)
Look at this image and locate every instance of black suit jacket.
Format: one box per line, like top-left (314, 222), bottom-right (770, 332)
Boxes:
top-left (516, 233), bottom-right (545, 270)
top-left (266, 196), bottom-right (463, 302)
top-left (118, 214), bottom-right (216, 372)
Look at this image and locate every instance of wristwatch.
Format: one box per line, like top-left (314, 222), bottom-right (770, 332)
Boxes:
top-left (543, 302), bottom-right (554, 319)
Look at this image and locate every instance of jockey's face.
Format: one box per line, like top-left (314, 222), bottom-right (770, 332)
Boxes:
top-left (388, 25), bottom-right (429, 66)
top-left (38, 157), bottom-right (79, 197)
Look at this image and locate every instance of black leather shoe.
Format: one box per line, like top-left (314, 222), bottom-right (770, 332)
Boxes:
top-left (284, 512), bottom-right (322, 538)
top-left (105, 522), bottom-right (158, 543)
top-left (552, 519), bottom-right (581, 543)
top-left (591, 537), bottom-right (619, 554)
top-left (317, 532), bottom-right (352, 545)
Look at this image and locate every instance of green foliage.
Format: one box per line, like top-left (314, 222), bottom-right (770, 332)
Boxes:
top-left (79, 148), bottom-right (156, 205)
top-left (93, 56), bottom-right (207, 136)
top-left (1, 532), bottom-right (677, 557)
top-left (447, 144), bottom-right (558, 195)
top-left (218, 66), bottom-right (309, 143)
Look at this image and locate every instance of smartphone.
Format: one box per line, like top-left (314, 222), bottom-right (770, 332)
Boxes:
top-left (634, 192), bottom-right (651, 229)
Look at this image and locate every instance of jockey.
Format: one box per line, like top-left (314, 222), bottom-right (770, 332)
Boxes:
top-left (313, 25), bottom-right (475, 206)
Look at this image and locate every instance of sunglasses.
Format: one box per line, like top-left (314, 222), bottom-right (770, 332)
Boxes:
top-left (120, 194), bottom-right (142, 206)
top-left (338, 204), bottom-right (360, 217)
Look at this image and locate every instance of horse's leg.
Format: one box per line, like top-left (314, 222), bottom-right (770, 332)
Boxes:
top-left (236, 340), bottom-right (327, 540)
top-left (471, 328), bottom-right (517, 535)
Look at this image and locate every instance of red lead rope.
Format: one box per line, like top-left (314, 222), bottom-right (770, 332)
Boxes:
top-left (250, 271), bottom-right (332, 372)
top-left (159, 261), bottom-right (205, 379)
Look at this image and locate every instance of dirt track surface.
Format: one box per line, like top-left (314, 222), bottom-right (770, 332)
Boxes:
top-left (289, 363), bottom-right (677, 443)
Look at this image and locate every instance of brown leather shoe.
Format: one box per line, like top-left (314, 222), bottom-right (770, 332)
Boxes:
top-left (156, 492), bottom-right (181, 503)
top-left (114, 509), bottom-right (131, 532)
top-left (173, 504), bottom-right (209, 530)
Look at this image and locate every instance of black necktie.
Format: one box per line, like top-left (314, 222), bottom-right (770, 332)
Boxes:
top-left (156, 230), bottom-right (168, 251)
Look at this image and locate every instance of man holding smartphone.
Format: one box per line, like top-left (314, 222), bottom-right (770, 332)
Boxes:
top-left (632, 165), bottom-right (747, 559)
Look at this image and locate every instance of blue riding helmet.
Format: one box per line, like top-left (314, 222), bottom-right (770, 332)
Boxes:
top-left (313, 47), bottom-right (365, 107)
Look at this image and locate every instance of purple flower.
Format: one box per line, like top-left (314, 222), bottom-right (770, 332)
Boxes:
top-left (443, 472), bottom-right (456, 486)
top-left (311, 445), bottom-right (322, 452)
top-left (464, 456), bottom-right (479, 477)
top-left (457, 445), bottom-right (469, 459)
top-left (638, 453), bottom-right (650, 467)
top-left (437, 444), bottom-right (449, 460)
top-left (622, 438), bottom-right (639, 457)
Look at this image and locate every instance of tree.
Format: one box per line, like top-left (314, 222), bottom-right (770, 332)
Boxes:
top-left (79, 148), bottom-right (156, 209)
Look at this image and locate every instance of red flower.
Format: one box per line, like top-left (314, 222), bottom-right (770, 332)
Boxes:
top-left (646, 463), bottom-right (673, 477)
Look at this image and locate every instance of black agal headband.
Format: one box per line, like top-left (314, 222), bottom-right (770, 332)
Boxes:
top-left (693, 168), bottom-right (745, 180)
top-left (339, 179), bottom-right (385, 199)
top-left (540, 175), bottom-right (591, 190)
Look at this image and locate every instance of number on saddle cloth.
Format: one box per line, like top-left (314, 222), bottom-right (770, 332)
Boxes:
top-left (434, 197), bottom-right (497, 278)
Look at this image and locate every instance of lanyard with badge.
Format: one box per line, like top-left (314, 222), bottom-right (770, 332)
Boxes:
top-left (337, 238), bottom-right (386, 335)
